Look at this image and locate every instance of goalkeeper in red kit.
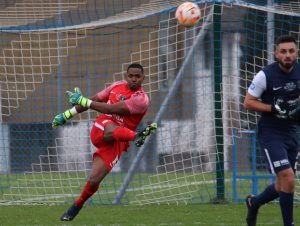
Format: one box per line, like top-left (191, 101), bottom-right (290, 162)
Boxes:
top-left (52, 63), bottom-right (157, 221)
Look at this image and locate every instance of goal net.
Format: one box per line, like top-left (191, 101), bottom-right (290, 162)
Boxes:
top-left (0, 0), bottom-right (300, 205)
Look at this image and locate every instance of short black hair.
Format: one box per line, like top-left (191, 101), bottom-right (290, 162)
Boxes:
top-left (276, 35), bottom-right (297, 46)
top-left (127, 63), bottom-right (144, 74)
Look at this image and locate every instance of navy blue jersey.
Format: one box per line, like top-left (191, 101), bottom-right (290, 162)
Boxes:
top-left (259, 62), bottom-right (300, 130)
top-left (257, 62), bottom-right (300, 173)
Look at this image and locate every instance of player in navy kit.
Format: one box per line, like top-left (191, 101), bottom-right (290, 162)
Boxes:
top-left (244, 35), bottom-right (300, 226)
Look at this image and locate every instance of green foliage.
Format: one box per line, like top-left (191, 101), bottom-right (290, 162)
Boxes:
top-left (0, 203), bottom-right (299, 226)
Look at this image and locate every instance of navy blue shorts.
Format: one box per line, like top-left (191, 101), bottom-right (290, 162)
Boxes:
top-left (258, 127), bottom-right (298, 174)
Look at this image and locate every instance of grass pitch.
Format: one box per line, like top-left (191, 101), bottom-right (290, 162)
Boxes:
top-left (1, 203), bottom-right (299, 226)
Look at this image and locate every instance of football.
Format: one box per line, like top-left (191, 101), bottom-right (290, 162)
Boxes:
top-left (175, 2), bottom-right (201, 27)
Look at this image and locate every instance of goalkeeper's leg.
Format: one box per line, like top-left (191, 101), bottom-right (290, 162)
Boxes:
top-left (61, 121), bottom-right (133, 221)
top-left (60, 156), bottom-right (108, 221)
top-left (74, 156), bottom-right (108, 207)
top-left (92, 120), bottom-right (136, 143)
top-left (94, 121), bottom-right (157, 146)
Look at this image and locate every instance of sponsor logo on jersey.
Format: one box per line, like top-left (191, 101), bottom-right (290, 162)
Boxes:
top-left (113, 114), bottom-right (124, 125)
top-left (284, 82), bottom-right (296, 91)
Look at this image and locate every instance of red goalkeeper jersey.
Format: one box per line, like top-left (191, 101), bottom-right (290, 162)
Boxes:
top-left (96, 80), bottom-right (149, 130)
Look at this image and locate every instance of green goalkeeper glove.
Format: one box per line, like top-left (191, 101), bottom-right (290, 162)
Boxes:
top-left (52, 108), bottom-right (77, 128)
top-left (66, 87), bottom-right (92, 108)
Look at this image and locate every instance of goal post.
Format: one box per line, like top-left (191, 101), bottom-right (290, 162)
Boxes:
top-left (0, 0), bottom-right (300, 206)
top-left (213, 2), bottom-right (225, 202)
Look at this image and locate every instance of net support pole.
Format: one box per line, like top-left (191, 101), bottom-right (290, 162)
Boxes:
top-left (56, 0), bottom-right (63, 113)
top-left (267, 0), bottom-right (274, 63)
top-left (213, 2), bottom-right (225, 201)
top-left (113, 9), bottom-right (214, 204)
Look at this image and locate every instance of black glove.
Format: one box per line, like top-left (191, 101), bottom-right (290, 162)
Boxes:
top-left (271, 97), bottom-right (289, 119)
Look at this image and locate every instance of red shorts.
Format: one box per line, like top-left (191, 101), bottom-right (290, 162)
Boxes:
top-left (90, 118), bottom-right (129, 172)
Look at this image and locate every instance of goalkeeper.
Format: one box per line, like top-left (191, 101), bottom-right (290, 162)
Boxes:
top-left (52, 63), bottom-right (157, 221)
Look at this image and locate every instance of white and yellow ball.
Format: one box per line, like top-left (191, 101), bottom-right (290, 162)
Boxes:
top-left (175, 2), bottom-right (201, 27)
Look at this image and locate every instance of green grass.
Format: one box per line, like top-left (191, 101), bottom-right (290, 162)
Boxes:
top-left (0, 171), bottom-right (273, 205)
top-left (0, 203), bottom-right (299, 226)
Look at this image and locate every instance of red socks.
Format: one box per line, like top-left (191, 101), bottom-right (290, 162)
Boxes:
top-left (74, 180), bottom-right (99, 207)
top-left (112, 126), bottom-right (136, 141)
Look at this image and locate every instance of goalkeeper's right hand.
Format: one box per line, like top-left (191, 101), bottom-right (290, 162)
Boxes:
top-left (52, 107), bottom-right (78, 128)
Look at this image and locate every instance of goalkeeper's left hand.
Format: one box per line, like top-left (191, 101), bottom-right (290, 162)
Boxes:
top-left (66, 87), bottom-right (92, 108)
